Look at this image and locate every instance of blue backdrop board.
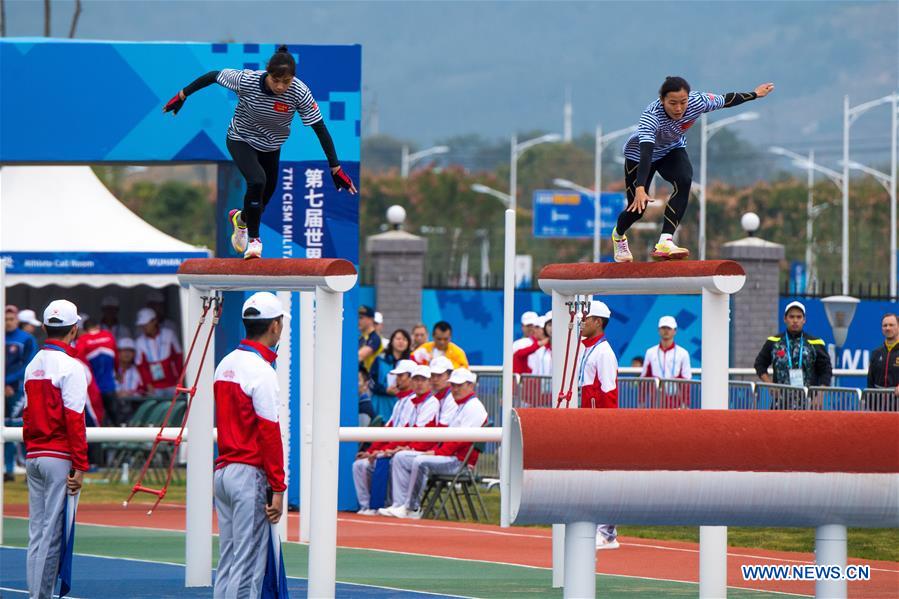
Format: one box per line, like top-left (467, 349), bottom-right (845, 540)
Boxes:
top-left (533, 190), bottom-right (627, 238)
top-left (1, 38), bottom-right (362, 510)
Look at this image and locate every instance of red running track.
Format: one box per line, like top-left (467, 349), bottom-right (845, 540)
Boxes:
top-left (5, 503), bottom-right (897, 597)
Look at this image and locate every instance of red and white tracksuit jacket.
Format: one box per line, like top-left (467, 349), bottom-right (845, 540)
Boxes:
top-left (578, 335), bottom-right (619, 409)
top-left (213, 340), bottom-right (285, 492)
top-left (366, 389), bottom-right (415, 453)
top-left (433, 387), bottom-right (458, 427)
top-left (641, 343), bottom-right (693, 379)
top-left (512, 336), bottom-right (538, 374)
top-left (433, 393), bottom-right (489, 465)
top-left (405, 392), bottom-right (440, 452)
top-left (22, 340), bottom-right (90, 472)
top-left (135, 328), bottom-right (183, 390)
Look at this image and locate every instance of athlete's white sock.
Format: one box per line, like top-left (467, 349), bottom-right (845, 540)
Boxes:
top-left (659, 233), bottom-right (673, 244)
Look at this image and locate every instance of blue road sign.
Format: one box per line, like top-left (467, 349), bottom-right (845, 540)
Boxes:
top-left (532, 190), bottom-right (627, 238)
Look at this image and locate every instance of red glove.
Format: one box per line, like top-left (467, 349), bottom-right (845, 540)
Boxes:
top-left (163, 93), bottom-right (185, 115)
top-left (331, 166), bottom-right (356, 193)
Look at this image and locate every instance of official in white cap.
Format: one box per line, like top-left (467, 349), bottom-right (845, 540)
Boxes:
top-left (754, 300), bottom-right (832, 394)
top-left (134, 307), bottom-right (183, 398)
top-left (513, 311), bottom-right (544, 374)
top-left (429, 356), bottom-right (457, 426)
top-left (577, 298), bottom-right (621, 550)
top-left (381, 367), bottom-right (489, 519)
top-left (211, 291), bottom-right (288, 597)
top-left (115, 338), bottom-right (144, 397)
top-left (353, 359), bottom-right (417, 515)
top-left (640, 316), bottom-right (693, 388)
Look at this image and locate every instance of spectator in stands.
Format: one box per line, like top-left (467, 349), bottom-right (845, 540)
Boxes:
top-left (75, 319), bottom-right (122, 426)
top-left (5, 305), bottom-right (39, 481)
top-left (380, 367), bottom-right (488, 519)
top-left (116, 338), bottom-right (144, 398)
top-left (358, 305), bottom-right (383, 372)
top-left (641, 316), bottom-right (692, 379)
top-left (411, 323), bottom-right (429, 352)
top-left (754, 301), bottom-right (831, 388)
top-left (99, 295), bottom-right (132, 341)
top-left (359, 366), bottom-right (376, 427)
top-left (512, 311), bottom-right (540, 375)
top-left (146, 290), bottom-right (178, 333)
top-left (17, 309), bottom-right (42, 337)
top-left (412, 321), bottom-right (469, 369)
top-left (866, 313), bottom-right (899, 410)
top-left (135, 307), bottom-right (183, 398)
top-left (369, 329), bottom-right (412, 421)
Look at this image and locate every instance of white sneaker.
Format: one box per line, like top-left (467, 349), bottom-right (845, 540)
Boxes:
top-left (244, 238), bottom-right (262, 260)
top-left (402, 508), bottom-right (423, 520)
top-left (595, 537), bottom-right (620, 550)
top-left (357, 508), bottom-right (377, 516)
top-left (378, 506), bottom-right (401, 517)
top-left (651, 238), bottom-right (690, 261)
top-left (612, 230), bottom-right (633, 263)
top-left (229, 209), bottom-right (248, 254)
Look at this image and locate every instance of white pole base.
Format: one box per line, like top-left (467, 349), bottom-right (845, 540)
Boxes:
top-left (563, 521), bottom-right (596, 599)
top-left (699, 526), bottom-right (728, 598)
top-left (552, 523), bottom-right (565, 588)
top-left (815, 524), bottom-right (847, 599)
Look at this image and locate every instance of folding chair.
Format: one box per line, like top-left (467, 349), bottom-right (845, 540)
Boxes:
top-left (421, 442), bottom-right (489, 521)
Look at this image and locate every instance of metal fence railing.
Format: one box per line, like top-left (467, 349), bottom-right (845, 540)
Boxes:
top-left (807, 386), bottom-right (862, 411)
top-left (860, 388), bottom-right (899, 411)
top-left (618, 378), bottom-right (660, 409)
top-left (729, 381), bottom-right (757, 409)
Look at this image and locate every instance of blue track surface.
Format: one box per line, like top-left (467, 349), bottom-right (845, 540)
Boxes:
top-left (0, 547), bottom-right (461, 598)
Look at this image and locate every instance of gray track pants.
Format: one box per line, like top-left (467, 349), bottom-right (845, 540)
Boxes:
top-left (26, 456), bottom-right (71, 599)
top-left (398, 454), bottom-right (461, 511)
top-left (213, 463), bottom-right (269, 599)
top-left (352, 457), bottom-right (376, 509)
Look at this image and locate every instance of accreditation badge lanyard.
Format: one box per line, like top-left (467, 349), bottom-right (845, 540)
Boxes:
top-left (578, 337), bottom-right (604, 389)
top-left (238, 344), bottom-right (276, 370)
top-left (660, 344), bottom-right (676, 379)
top-left (785, 335), bottom-right (805, 388)
top-left (145, 333), bottom-right (168, 382)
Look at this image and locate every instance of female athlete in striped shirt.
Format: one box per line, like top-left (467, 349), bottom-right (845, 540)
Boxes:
top-left (163, 46), bottom-right (357, 259)
top-left (612, 76), bottom-right (774, 262)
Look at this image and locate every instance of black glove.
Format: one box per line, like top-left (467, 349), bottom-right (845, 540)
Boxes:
top-left (331, 166), bottom-right (356, 193)
top-left (163, 92), bottom-right (185, 115)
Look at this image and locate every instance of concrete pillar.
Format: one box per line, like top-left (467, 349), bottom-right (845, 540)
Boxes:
top-left (720, 237), bottom-right (785, 368)
top-left (365, 229), bottom-right (427, 334)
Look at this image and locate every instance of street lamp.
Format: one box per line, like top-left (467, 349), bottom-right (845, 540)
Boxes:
top-left (842, 93), bottom-right (899, 295)
top-left (401, 145), bottom-right (450, 178)
top-left (770, 146), bottom-right (842, 293)
top-left (699, 111), bottom-right (759, 260)
top-left (844, 158), bottom-right (897, 296)
top-left (471, 183), bottom-right (512, 207)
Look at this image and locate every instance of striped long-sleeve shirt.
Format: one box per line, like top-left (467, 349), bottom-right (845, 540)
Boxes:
top-left (623, 91), bottom-right (726, 163)
top-left (216, 69), bottom-right (323, 152)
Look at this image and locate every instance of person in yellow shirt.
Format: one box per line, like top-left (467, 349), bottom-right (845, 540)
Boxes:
top-left (411, 321), bottom-right (468, 369)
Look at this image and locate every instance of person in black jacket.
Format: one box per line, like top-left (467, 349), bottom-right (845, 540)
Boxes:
top-left (754, 301), bottom-right (832, 390)
top-left (866, 313), bottom-right (899, 411)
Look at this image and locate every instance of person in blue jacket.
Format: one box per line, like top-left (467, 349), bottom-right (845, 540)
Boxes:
top-left (5, 306), bottom-right (38, 481)
top-left (368, 329), bottom-right (412, 422)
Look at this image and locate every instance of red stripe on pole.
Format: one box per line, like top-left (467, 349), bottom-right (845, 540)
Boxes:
top-left (538, 260), bottom-right (744, 281)
top-left (178, 258), bottom-right (357, 277)
top-left (517, 408), bottom-right (899, 473)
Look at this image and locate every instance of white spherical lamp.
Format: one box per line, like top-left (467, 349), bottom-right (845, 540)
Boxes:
top-left (386, 205), bottom-right (407, 229)
top-left (741, 212), bottom-right (760, 236)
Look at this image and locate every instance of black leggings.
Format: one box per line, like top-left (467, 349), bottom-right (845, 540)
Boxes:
top-left (226, 138), bottom-right (281, 239)
top-left (616, 147), bottom-right (693, 236)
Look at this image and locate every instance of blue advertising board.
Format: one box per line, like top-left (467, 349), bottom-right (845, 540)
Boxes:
top-left (533, 189), bottom-right (627, 238)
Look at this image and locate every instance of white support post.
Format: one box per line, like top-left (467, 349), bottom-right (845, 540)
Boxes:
top-left (551, 290), bottom-right (578, 589)
top-left (307, 286), bottom-right (344, 598)
top-left (185, 286), bottom-right (215, 587)
top-left (699, 288), bottom-right (729, 598)
top-left (815, 524), bottom-right (848, 599)
top-left (275, 291), bottom-right (292, 542)
top-left (500, 208), bottom-right (515, 528)
top-left (563, 521), bottom-right (597, 599)
top-left (299, 291), bottom-right (315, 543)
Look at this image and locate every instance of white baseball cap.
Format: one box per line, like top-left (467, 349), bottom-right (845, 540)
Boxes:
top-left (389, 359), bottom-right (418, 376)
top-left (658, 315), bottom-right (678, 329)
top-left (374, 311), bottom-right (384, 325)
top-left (430, 356), bottom-right (453, 374)
top-left (535, 315), bottom-right (547, 328)
top-left (449, 368), bottom-right (477, 385)
top-left (135, 307), bottom-right (157, 327)
top-left (242, 292), bottom-right (288, 320)
top-left (18, 309), bottom-right (42, 327)
top-left (543, 310), bottom-right (553, 322)
top-left (784, 301), bottom-right (806, 316)
top-left (43, 300), bottom-right (81, 327)
top-left (411, 364), bottom-right (432, 379)
top-left (118, 337), bottom-right (136, 351)
top-left (521, 311), bottom-right (539, 326)
top-left (585, 299), bottom-right (611, 319)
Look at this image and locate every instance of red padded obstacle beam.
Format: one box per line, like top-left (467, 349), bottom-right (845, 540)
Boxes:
top-left (176, 258), bottom-right (358, 292)
top-left (516, 408), bottom-right (899, 474)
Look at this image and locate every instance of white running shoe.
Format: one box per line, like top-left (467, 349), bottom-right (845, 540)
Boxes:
top-left (612, 230), bottom-right (633, 263)
top-left (650, 239), bottom-right (690, 261)
top-left (378, 506), bottom-right (400, 517)
top-left (229, 209), bottom-right (248, 254)
top-left (397, 507), bottom-right (423, 520)
top-left (357, 508), bottom-right (378, 516)
top-left (244, 238), bottom-right (262, 260)
top-left (595, 537), bottom-right (620, 550)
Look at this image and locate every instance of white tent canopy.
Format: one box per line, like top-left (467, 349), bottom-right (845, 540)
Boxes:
top-left (1, 166), bottom-right (209, 287)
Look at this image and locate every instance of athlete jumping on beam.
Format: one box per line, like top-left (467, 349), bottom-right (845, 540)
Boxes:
top-left (163, 45), bottom-right (357, 259)
top-left (612, 76), bottom-right (774, 262)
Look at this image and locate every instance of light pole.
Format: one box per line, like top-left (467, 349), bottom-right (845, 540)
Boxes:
top-left (470, 184), bottom-right (512, 288)
top-left (844, 159), bottom-right (897, 295)
top-left (770, 147), bottom-right (842, 293)
top-left (401, 145), bottom-right (450, 178)
top-left (842, 93), bottom-right (898, 295)
top-left (699, 111), bottom-right (759, 260)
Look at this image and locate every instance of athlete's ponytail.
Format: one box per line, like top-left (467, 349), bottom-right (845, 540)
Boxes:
top-left (659, 76), bottom-right (690, 99)
top-left (267, 45), bottom-right (296, 79)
